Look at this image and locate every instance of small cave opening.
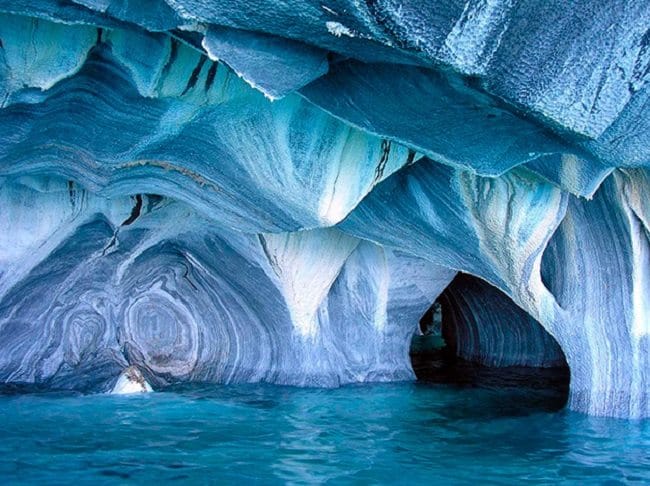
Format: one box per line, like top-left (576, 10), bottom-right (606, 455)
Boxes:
top-left (410, 273), bottom-right (570, 412)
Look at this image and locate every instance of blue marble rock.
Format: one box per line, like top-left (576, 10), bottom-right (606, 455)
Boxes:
top-left (0, 177), bottom-right (454, 390)
top-left (0, 2), bottom-right (648, 418)
top-left (439, 274), bottom-right (566, 368)
top-left (202, 25), bottom-right (329, 99)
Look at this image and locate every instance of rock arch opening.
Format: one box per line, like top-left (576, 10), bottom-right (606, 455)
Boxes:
top-left (410, 273), bottom-right (570, 409)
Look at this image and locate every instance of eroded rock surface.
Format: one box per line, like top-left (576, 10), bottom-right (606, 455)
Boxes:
top-left (0, 1), bottom-right (648, 418)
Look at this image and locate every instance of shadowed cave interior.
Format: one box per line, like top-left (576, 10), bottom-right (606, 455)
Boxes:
top-left (410, 273), bottom-right (570, 411)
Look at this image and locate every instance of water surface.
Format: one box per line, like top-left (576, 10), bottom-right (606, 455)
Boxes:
top-left (0, 377), bottom-right (648, 484)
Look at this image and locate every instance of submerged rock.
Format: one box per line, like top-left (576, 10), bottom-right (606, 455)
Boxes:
top-left (111, 366), bottom-right (153, 395)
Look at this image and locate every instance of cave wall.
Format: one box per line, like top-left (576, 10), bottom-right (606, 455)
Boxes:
top-left (541, 170), bottom-right (650, 418)
top-left (0, 2), bottom-right (648, 417)
top-left (0, 178), bottom-right (454, 390)
top-left (439, 274), bottom-right (566, 369)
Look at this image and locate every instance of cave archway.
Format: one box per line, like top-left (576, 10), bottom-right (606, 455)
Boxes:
top-left (410, 273), bottom-right (570, 407)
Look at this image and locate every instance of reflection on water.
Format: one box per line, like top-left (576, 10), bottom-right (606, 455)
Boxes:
top-left (411, 343), bottom-right (571, 415)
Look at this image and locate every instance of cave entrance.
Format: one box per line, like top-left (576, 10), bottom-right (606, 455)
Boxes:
top-left (409, 273), bottom-right (570, 410)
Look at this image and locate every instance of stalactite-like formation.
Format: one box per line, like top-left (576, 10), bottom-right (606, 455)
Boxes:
top-left (0, 1), bottom-right (648, 418)
top-left (0, 178), bottom-right (454, 390)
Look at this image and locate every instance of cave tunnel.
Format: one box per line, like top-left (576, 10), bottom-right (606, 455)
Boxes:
top-left (410, 273), bottom-right (570, 409)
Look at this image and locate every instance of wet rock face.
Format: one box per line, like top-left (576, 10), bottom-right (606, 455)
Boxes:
top-left (0, 2), bottom-right (648, 418)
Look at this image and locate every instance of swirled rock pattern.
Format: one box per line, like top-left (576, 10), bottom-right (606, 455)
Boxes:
top-left (541, 171), bottom-right (650, 418)
top-left (0, 2), bottom-right (648, 418)
top-left (0, 177), bottom-right (454, 390)
top-left (439, 274), bottom-right (566, 368)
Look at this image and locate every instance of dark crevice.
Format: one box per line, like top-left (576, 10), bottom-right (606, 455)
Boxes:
top-left (121, 194), bottom-right (143, 226)
top-left (102, 194), bottom-right (144, 256)
top-left (205, 62), bottom-right (218, 92)
top-left (181, 56), bottom-right (207, 95)
top-left (410, 273), bottom-right (570, 411)
top-left (160, 38), bottom-right (179, 80)
top-left (373, 139), bottom-right (391, 182)
top-left (405, 149), bottom-right (417, 166)
top-left (67, 180), bottom-right (76, 208)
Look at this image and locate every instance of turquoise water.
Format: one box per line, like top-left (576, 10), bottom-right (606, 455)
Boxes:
top-left (0, 380), bottom-right (648, 484)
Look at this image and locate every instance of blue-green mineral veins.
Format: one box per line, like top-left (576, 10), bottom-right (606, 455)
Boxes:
top-left (0, 0), bottom-right (648, 418)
